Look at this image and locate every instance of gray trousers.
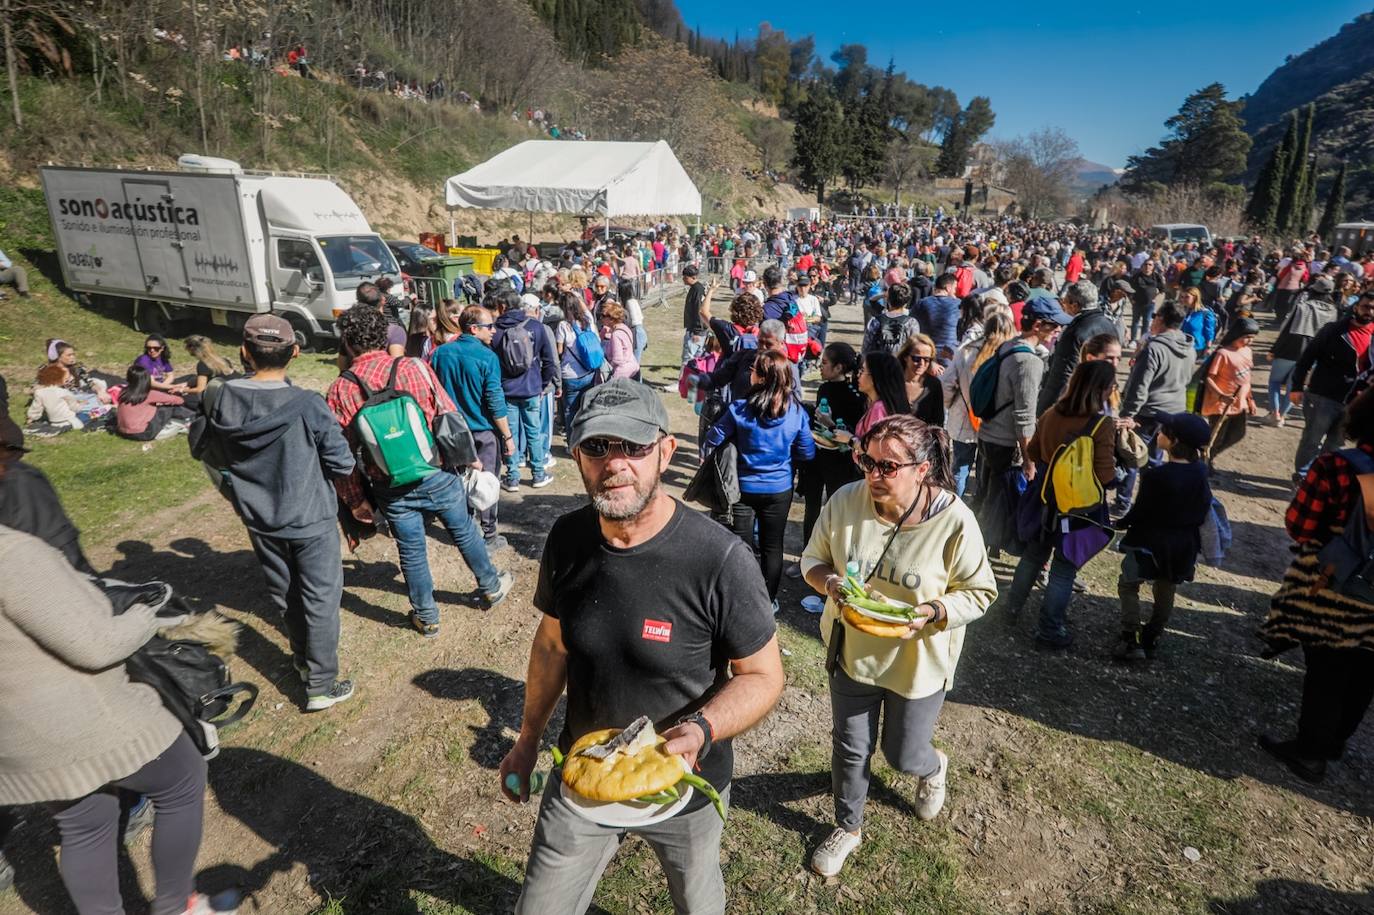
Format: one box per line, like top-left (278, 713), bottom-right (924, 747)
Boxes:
top-left (830, 667), bottom-right (944, 832)
top-left (0, 266), bottom-right (27, 294)
top-left (472, 428), bottom-right (500, 538)
top-left (247, 529), bottom-right (342, 695)
top-left (516, 778), bottom-right (729, 915)
top-left (51, 733), bottom-right (205, 915)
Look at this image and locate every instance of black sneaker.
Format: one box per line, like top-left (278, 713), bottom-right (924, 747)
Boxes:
top-left (1034, 634), bottom-right (1073, 652)
top-left (306, 679), bottom-right (355, 712)
top-left (1257, 734), bottom-right (1326, 783)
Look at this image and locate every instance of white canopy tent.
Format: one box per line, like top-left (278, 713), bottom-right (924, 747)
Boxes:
top-left (444, 139), bottom-right (701, 241)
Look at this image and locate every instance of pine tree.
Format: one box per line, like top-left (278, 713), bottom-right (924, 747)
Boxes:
top-left (1297, 150), bottom-right (1320, 237)
top-left (1316, 162), bottom-right (1347, 241)
top-left (1245, 141), bottom-right (1287, 235)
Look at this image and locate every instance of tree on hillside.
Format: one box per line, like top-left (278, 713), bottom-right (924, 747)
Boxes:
top-left (1121, 83), bottom-right (1250, 192)
top-left (1276, 104), bottom-right (1314, 235)
top-left (1245, 135), bottom-right (1288, 234)
top-left (995, 127), bottom-right (1080, 218)
top-left (745, 116), bottom-right (793, 174)
top-left (791, 86), bottom-right (845, 203)
top-left (830, 44), bottom-right (870, 101)
top-left (841, 91), bottom-right (889, 189)
top-left (1317, 161), bottom-right (1347, 240)
top-left (884, 140), bottom-right (934, 205)
top-left (934, 96), bottom-right (994, 177)
top-left (753, 23), bottom-right (790, 106)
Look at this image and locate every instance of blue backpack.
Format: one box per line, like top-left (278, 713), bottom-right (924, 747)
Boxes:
top-left (570, 320), bottom-right (605, 373)
top-left (969, 345), bottom-right (1032, 420)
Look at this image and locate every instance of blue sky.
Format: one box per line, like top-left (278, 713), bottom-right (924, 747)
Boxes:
top-left (672, 0), bottom-right (1371, 168)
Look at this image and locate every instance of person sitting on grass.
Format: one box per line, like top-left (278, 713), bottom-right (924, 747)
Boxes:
top-left (44, 339), bottom-right (114, 403)
top-left (114, 364), bottom-right (192, 441)
top-left (182, 335), bottom-right (238, 395)
top-left (26, 364), bottom-right (101, 434)
top-left (1112, 412), bottom-right (1213, 663)
top-left (133, 334), bottom-right (189, 395)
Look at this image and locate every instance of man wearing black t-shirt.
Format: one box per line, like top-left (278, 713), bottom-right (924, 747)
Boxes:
top-left (679, 265), bottom-right (714, 364)
top-left (500, 378), bottom-right (783, 915)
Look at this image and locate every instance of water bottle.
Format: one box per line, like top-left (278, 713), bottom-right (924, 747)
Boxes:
top-left (818, 398), bottom-right (832, 423)
top-left (845, 560), bottom-right (859, 579)
top-left (505, 771), bottom-right (547, 799)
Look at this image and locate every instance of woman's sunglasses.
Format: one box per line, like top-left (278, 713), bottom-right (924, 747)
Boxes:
top-left (854, 453), bottom-right (919, 478)
top-left (145, 345), bottom-right (164, 353)
top-left (908, 355), bottom-right (931, 365)
top-left (577, 437), bottom-right (661, 460)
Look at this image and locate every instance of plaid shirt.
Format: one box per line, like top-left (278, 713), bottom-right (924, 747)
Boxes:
top-left (325, 351), bottom-right (457, 507)
top-left (1286, 442), bottom-right (1374, 545)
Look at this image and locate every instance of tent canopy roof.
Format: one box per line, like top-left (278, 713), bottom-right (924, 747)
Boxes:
top-left (444, 140), bottom-right (701, 218)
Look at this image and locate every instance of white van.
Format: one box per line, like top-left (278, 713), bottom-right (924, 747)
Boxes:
top-left (40, 155), bottom-right (400, 347)
top-left (1149, 223), bottom-right (1213, 248)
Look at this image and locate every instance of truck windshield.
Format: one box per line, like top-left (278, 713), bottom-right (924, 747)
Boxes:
top-left (318, 235), bottom-right (398, 284)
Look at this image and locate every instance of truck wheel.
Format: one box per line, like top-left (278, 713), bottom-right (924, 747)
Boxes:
top-left (284, 313), bottom-right (316, 352)
top-left (134, 301), bottom-right (168, 336)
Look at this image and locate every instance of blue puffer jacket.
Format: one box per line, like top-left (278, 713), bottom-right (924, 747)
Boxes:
top-left (1180, 308), bottom-right (1217, 354)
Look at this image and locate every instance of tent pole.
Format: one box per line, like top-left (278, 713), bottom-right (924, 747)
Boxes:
top-left (605, 211), bottom-right (610, 243)
top-left (448, 209), bottom-right (456, 249)
top-left (529, 211), bottom-right (534, 245)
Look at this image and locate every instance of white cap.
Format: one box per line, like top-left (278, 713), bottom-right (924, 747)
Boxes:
top-left (742, 270), bottom-right (758, 283)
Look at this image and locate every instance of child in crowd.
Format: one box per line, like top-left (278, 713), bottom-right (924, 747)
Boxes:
top-left (1113, 412), bottom-right (1214, 662)
top-left (1199, 318), bottom-right (1258, 469)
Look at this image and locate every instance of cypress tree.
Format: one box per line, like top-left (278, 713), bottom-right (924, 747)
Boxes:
top-left (1316, 162), bottom-right (1347, 241)
top-left (1246, 141), bottom-right (1287, 235)
top-left (1275, 110), bottom-right (1308, 236)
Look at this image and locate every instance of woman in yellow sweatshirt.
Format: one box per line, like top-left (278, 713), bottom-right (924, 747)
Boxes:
top-left (801, 415), bottom-right (997, 878)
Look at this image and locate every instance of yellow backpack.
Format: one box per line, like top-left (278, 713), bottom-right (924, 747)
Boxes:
top-left (1042, 416), bottom-right (1107, 515)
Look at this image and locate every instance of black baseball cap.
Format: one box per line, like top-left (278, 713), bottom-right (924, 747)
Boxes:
top-left (0, 415), bottom-right (29, 453)
top-left (569, 378), bottom-right (672, 448)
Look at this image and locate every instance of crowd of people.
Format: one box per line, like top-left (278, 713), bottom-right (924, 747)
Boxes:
top-left (3, 209), bottom-right (1373, 914)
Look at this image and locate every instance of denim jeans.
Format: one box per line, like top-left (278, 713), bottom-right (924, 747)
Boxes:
top-left (633, 324), bottom-right (648, 362)
top-left (560, 372), bottom-right (598, 439)
top-left (1008, 537), bottom-right (1078, 645)
top-left (952, 440), bottom-right (977, 498)
top-left (541, 389), bottom-right (556, 458)
top-left (377, 470), bottom-right (501, 624)
top-left (1267, 358), bottom-right (1297, 418)
top-left (1294, 392), bottom-right (1347, 475)
top-left (505, 395), bottom-right (547, 479)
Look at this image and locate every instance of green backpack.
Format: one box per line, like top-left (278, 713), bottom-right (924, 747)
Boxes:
top-left (341, 359), bottom-right (440, 488)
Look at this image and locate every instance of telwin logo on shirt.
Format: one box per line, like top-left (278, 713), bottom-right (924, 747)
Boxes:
top-left (641, 619), bottom-right (673, 643)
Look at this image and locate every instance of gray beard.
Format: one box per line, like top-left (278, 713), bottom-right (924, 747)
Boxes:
top-left (588, 456), bottom-right (663, 521)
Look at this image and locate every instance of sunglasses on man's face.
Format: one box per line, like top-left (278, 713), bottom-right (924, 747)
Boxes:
top-left (854, 453), bottom-right (919, 478)
top-left (577, 437), bottom-right (661, 460)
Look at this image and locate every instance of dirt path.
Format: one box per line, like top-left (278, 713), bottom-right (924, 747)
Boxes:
top-left (2, 295), bottom-right (1372, 915)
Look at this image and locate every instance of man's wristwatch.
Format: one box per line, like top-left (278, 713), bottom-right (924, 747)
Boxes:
top-left (677, 710), bottom-right (714, 761)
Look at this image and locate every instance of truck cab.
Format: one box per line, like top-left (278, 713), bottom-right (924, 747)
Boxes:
top-left (244, 173), bottom-right (399, 342)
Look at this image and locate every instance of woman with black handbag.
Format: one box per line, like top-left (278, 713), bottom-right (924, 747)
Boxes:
top-left (0, 525), bottom-right (232, 915)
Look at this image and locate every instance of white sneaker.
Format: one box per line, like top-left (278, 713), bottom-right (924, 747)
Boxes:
top-left (916, 751), bottom-right (948, 821)
top-left (810, 827), bottom-right (861, 877)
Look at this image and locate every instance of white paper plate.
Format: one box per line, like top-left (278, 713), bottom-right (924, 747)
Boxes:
top-left (560, 754), bottom-right (695, 827)
top-left (846, 600), bottom-right (920, 625)
top-left (560, 779), bottom-right (694, 827)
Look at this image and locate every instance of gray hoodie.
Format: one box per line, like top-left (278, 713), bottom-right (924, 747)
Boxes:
top-left (208, 378), bottom-right (355, 538)
top-left (1120, 329), bottom-right (1194, 419)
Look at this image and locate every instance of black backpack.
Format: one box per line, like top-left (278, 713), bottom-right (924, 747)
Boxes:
top-left (101, 579), bottom-right (258, 760)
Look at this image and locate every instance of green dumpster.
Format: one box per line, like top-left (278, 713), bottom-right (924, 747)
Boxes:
top-left (411, 254), bottom-right (474, 307)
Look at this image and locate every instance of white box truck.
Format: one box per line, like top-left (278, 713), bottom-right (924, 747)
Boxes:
top-left (40, 154), bottom-right (401, 347)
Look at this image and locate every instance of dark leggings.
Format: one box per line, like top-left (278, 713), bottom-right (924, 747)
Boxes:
top-left (800, 453), bottom-right (861, 545)
top-left (1297, 645), bottom-right (1374, 761)
top-left (728, 489), bottom-right (793, 600)
top-left (51, 733), bottom-right (206, 915)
